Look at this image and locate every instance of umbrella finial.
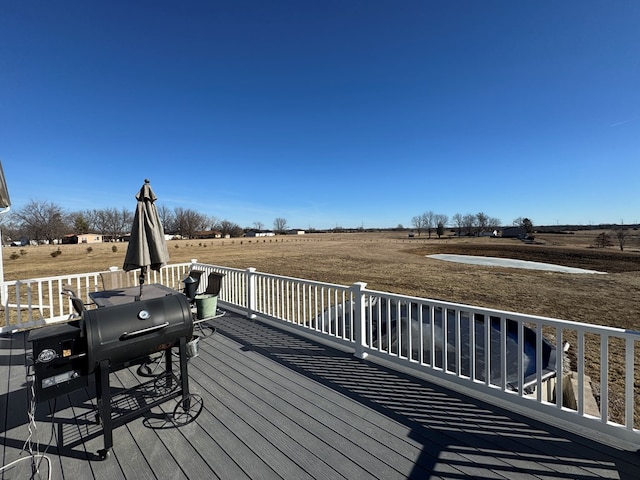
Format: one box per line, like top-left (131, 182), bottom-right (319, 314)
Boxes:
top-left (144, 178), bottom-right (150, 184)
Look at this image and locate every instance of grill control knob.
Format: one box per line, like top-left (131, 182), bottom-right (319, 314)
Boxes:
top-left (138, 310), bottom-right (151, 320)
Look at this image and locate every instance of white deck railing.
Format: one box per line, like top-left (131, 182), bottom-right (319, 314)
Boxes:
top-left (0, 263), bottom-right (193, 332)
top-left (1, 260), bottom-right (638, 446)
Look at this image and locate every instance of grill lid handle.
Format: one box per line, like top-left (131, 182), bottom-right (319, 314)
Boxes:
top-left (119, 322), bottom-right (170, 340)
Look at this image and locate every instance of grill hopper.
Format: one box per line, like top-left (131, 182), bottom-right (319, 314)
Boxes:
top-left (84, 293), bottom-right (193, 373)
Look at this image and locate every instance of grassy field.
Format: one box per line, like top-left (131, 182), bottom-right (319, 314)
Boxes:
top-left (4, 230), bottom-right (639, 328)
top-left (3, 230), bottom-right (640, 425)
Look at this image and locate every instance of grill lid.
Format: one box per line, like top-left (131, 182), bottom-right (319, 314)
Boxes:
top-left (83, 292), bottom-right (192, 371)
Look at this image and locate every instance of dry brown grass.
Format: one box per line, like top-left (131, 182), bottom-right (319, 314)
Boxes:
top-left (4, 231), bottom-right (639, 328)
top-left (4, 231), bottom-right (640, 425)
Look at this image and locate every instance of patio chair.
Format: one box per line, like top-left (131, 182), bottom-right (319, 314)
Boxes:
top-left (203, 271), bottom-right (225, 296)
top-left (100, 270), bottom-right (130, 290)
top-left (61, 286), bottom-right (92, 318)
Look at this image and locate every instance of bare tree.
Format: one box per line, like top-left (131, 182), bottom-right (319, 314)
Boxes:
top-left (273, 217), bottom-right (287, 234)
top-left (174, 207), bottom-right (208, 239)
top-left (93, 209), bottom-right (111, 236)
top-left (421, 211), bottom-right (435, 238)
top-left (411, 215), bottom-right (426, 236)
top-left (253, 221), bottom-right (264, 231)
top-left (487, 216), bottom-right (501, 235)
top-left (615, 222), bottom-right (627, 251)
top-left (0, 211), bottom-right (19, 245)
top-left (157, 204), bottom-right (175, 233)
top-left (218, 219), bottom-right (243, 237)
top-left (462, 214), bottom-right (475, 236)
top-left (13, 200), bottom-right (67, 243)
top-left (475, 212), bottom-right (489, 236)
top-left (207, 216), bottom-right (220, 231)
top-left (452, 213), bottom-right (464, 236)
top-left (103, 207), bottom-right (133, 240)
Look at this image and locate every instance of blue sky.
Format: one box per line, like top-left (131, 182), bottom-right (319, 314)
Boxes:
top-left (1, 1), bottom-right (639, 230)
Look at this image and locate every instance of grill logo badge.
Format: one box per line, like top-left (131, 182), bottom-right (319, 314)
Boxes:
top-left (37, 349), bottom-right (58, 363)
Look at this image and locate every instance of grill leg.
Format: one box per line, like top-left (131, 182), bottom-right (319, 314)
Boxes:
top-left (171, 337), bottom-right (204, 424)
top-left (96, 360), bottom-right (112, 460)
top-left (165, 346), bottom-right (173, 389)
top-left (179, 337), bottom-right (190, 404)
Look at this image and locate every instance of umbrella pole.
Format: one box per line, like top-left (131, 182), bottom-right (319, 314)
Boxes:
top-left (138, 266), bottom-right (147, 300)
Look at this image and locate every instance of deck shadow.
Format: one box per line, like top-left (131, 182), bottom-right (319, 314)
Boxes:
top-left (212, 314), bottom-right (640, 480)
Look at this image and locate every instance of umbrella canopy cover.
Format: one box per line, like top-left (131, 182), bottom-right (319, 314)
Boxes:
top-left (123, 180), bottom-right (170, 272)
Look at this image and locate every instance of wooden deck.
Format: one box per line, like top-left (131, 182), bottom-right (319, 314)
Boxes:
top-left (2, 310), bottom-right (638, 479)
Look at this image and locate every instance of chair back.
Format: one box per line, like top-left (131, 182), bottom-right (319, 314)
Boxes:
top-left (61, 287), bottom-right (86, 316)
top-left (100, 270), bottom-right (130, 290)
top-left (204, 272), bottom-right (225, 296)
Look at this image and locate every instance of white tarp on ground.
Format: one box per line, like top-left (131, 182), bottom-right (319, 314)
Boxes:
top-left (427, 254), bottom-right (607, 274)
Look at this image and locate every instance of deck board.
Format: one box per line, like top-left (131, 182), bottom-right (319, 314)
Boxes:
top-left (204, 333), bottom-right (433, 479)
top-left (2, 311), bottom-right (639, 480)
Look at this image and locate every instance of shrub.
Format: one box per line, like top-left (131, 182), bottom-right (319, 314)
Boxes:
top-left (9, 252), bottom-right (19, 260)
top-left (86, 246), bottom-right (93, 254)
top-left (20, 249), bottom-right (27, 256)
top-left (112, 245), bottom-right (118, 253)
top-left (51, 248), bottom-right (62, 258)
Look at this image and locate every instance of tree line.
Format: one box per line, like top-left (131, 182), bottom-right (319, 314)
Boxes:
top-left (0, 199), bottom-right (291, 244)
top-left (411, 211), bottom-right (505, 238)
top-left (410, 212), bottom-right (536, 238)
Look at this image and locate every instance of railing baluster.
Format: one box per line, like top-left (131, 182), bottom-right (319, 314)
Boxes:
top-left (470, 311), bottom-right (476, 382)
top-left (517, 321), bottom-right (524, 397)
top-left (601, 335), bottom-right (609, 423)
top-left (625, 337), bottom-right (634, 430)
top-left (556, 328), bottom-right (563, 408)
top-left (536, 322), bottom-right (542, 402)
top-left (578, 330), bottom-right (585, 416)
top-left (484, 314), bottom-right (490, 386)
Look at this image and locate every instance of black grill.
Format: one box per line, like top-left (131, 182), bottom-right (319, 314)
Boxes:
top-left (84, 293), bottom-right (192, 371)
top-left (29, 290), bottom-right (199, 460)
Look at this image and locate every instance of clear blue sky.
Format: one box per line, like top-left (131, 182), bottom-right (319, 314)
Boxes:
top-left (1, 1), bottom-right (639, 230)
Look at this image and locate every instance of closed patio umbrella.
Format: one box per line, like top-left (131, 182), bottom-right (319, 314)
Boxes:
top-left (123, 179), bottom-right (170, 298)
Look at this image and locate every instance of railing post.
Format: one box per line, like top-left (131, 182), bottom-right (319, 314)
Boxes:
top-left (246, 267), bottom-right (257, 319)
top-left (351, 281), bottom-right (368, 359)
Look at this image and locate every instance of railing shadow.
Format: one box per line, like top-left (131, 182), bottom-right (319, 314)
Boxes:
top-left (212, 313), bottom-right (640, 480)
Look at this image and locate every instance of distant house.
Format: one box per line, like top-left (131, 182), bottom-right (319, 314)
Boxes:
top-left (10, 237), bottom-right (29, 247)
top-left (62, 233), bottom-right (104, 244)
top-left (192, 230), bottom-right (222, 239)
top-left (501, 226), bottom-right (527, 239)
top-left (245, 230), bottom-right (275, 238)
top-left (286, 229), bottom-right (305, 235)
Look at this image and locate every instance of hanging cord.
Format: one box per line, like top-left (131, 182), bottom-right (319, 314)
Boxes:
top-left (1, 371), bottom-right (53, 480)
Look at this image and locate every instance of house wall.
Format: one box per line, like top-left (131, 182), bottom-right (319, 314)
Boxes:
top-left (77, 234), bottom-right (103, 243)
